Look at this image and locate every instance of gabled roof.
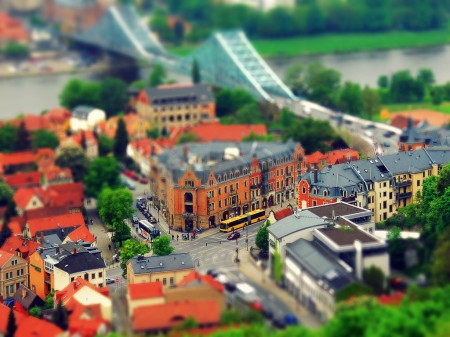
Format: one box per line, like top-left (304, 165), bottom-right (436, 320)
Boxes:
top-left (54, 251), bottom-right (105, 274)
top-left (72, 105), bottom-right (96, 119)
top-left (128, 253), bottom-right (194, 275)
top-left (42, 167), bottom-right (73, 183)
top-left (128, 282), bottom-right (163, 300)
top-left (13, 284), bottom-right (43, 310)
top-left (56, 277), bottom-right (109, 305)
top-left (0, 148), bottom-right (54, 168)
top-left (66, 225), bottom-right (95, 243)
top-left (15, 315), bottom-right (63, 337)
top-left (27, 212), bottom-right (85, 237)
top-left (3, 171), bottom-right (41, 189)
top-left (177, 270), bottom-right (224, 293)
top-left (0, 302), bottom-right (25, 335)
top-left (268, 209), bottom-right (327, 239)
top-left (143, 83), bottom-right (214, 105)
top-left (133, 300), bottom-right (220, 332)
top-left (0, 250), bottom-right (14, 267)
top-left (273, 207), bottom-right (293, 221)
top-left (1, 236), bottom-right (42, 260)
top-left (10, 115), bottom-right (50, 131)
top-left (14, 187), bottom-right (42, 209)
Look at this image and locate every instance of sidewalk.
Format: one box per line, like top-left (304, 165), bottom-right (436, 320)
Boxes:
top-left (238, 249), bottom-right (321, 329)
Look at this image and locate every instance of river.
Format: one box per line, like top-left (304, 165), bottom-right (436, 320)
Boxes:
top-left (1, 44), bottom-right (450, 118)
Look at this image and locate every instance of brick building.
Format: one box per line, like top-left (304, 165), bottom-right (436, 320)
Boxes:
top-left (150, 141), bottom-right (305, 232)
top-left (136, 83), bottom-right (215, 135)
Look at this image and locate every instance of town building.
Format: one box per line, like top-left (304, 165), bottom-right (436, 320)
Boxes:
top-left (13, 284), bottom-right (44, 314)
top-left (70, 105), bottom-right (106, 132)
top-left (304, 149), bottom-right (360, 172)
top-left (43, 0), bottom-right (105, 32)
top-left (98, 114), bottom-right (150, 140)
top-left (1, 236), bottom-right (41, 262)
top-left (4, 171), bottom-right (41, 190)
top-left (0, 12), bottom-right (29, 46)
top-left (150, 140), bottom-right (304, 232)
top-left (63, 224), bottom-right (96, 245)
top-left (297, 148), bottom-right (450, 222)
top-left (55, 277), bottom-right (111, 336)
top-left (266, 206), bottom-right (293, 224)
top-left (0, 250), bottom-right (29, 301)
top-left (398, 118), bottom-right (450, 152)
top-left (0, 148), bottom-right (55, 175)
top-left (53, 251), bottom-right (106, 291)
top-left (127, 253), bottom-right (194, 286)
top-left (136, 83), bottom-right (215, 134)
top-left (127, 281), bottom-right (164, 316)
top-left (61, 130), bottom-right (99, 158)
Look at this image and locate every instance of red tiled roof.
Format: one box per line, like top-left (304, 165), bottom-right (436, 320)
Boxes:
top-left (133, 300), bottom-right (220, 332)
top-left (69, 130), bottom-right (98, 148)
top-left (10, 115), bottom-right (50, 132)
top-left (325, 149), bottom-right (360, 165)
top-left (24, 206), bottom-right (77, 220)
top-left (274, 207), bottom-right (293, 221)
top-left (15, 315), bottom-right (63, 337)
top-left (129, 138), bottom-right (164, 157)
top-left (177, 271), bottom-right (224, 293)
top-left (0, 148), bottom-right (55, 169)
top-left (0, 12), bottom-right (28, 43)
top-left (67, 225), bottom-right (95, 243)
top-left (305, 151), bottom-right (326, 164)
top-left (43, 108), bottom-right (71, 124)
top-left (13, 188), bottom-right (40, 209)
top-left (1, 236), bottom-right (41, 260)
top-left (378, 292), bottom-right (404, 306)
top-left (42, 167), bottom-right (73, 183)
top-left (56, 277), bottom-right (109, 305)
top-left (0, 303), bottom-right (26, 335)
top-left (69, 316), bottom-right (107, 337)
top-left (0, 249), bottom-right (14, 267)
top-left (27, 212), bottom-right (84, 237)
top-left (6, 220), bottom-right (23, 235)
top-left (4, 171), bottom-right (41, 189)
top-left (128, 282), bottom-right (163, 300)
top-left (174, 120), bottom-right (267, 143)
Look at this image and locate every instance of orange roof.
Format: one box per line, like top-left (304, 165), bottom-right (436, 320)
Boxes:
top-left (274, 207), bottom-right (293, 221)
top-left (129, 138), bottom-right (163, 157)
top-left (99, 114), bottom-right (147, 139)
top-left (42, 167), bottom-right (73, 183)
top-left (325, 149), bottom-right (360, 165)
top-left (174, 120), bottom-right (267, 143)
top-left (4, 171), bottom-right (41, 189)
top-left (10, 115), bottom-right (50, 132)
top-left (69, 130), bottom-right (98, 148)
top-left (15, 315), bottom-right (63, 337)
top-left (43, 108), bottom-right (71, 124)
top-left (0, 12), bottom-right (28, 43)
top-left (128, 282), bottom-right (163, 300)
top-left (133, 300), bottom-right (220, 332)
top-left (27, 212), bottom-right (85, 237)
top-left (1, 236), bottom-right (41, 260)
top-left (6, 220), bottom-right (23, 235)
top-left (13, 188), bottom-right (40, 209)
top-left (67, 224), bottom-right (95, 243)
top-left (0, 148), bottom-right (54, 168)
top-left (56, 277), bottom-right (109, 306)
top-left (378, 292), bottom-right (404, 306)
top-left (69, 316), bottom-right (107, 337)
top-left (0, 249), bottom-right (14, 267)
top-left (0, 302), bottom-right (26, 335)
top-left (177, 271), bottom-right (224, 293)
top-left (305, 151), bottom-right (326, 164)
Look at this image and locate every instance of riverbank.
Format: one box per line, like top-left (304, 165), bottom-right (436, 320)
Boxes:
top-left (168, 27), bottom-right (450, 58)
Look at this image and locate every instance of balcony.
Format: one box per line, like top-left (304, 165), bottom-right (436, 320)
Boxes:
top-left (182, 212), bottom-right (195, 218)
top-left (396, 180), bottom-right (412, 188)
top-left (342, 195), bottom-right (356, 202)
top-left (230, 189), bottom-right (238, 196)
top-left (250, 183), bottom-right (262, 189)
top-left (397, 192), bottom-right (412, 200)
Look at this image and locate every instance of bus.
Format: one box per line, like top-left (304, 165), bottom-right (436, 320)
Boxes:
top-left (138, 220), bottom-right (160, 239)
top-left (219, 209), bottom-right (265, 233)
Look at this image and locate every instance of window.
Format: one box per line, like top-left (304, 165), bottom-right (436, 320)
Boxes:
top-left (244, 181), bottom-right (247, 187)
top-left (225, 199), bottom-right (228, 206)
top-left (9, 272), bottom-right (12, 279)
top-left (312, 200), bottom-right (317, 206)
top-left (6, 273), bottom-right (9, 280)
top-left (156, 278), bottom-right (160, 282)
top-left (389, 192), bottom-right (393, 199)
top-left (99, 272), bottom-right (103, 278)
top-left (383, 191), bottom-right (387, 197)
top-left (99, 284), bottom-right (103, 288)
top-left (12, 260), bottom-right (17, 266)
top-left (218, 188), bottom-right (221, 195)
top-left (185, 180), bottom-right (194, 188)
top-left (383, 182), bottom-right (387, 187)
top-left (170, 277), bottom-right (174, 285)
top-left (91, 273), bottom-right (96, 279)
top-left (219, 200), bottom-right (222, 208)
top-left (163, 278), bottom-right (167, 285)
top-left (209, 203), bottom-right (215, 211)
top-left (17, 270), bottom-right (20, 276)
top-left (244, 192), bottom-right (247, 200)
top-left (302, 186), bottom-right (306, 194)
top-left (417, 180), bottom-right (421, 186)
top-left (236, 183), bottom-right (239, 189)
top-left (224, 186), bottom-right (227, 193)
top-left (389, 205), bottom-right (393, 212)
top-left (71, 277), bottom-right (75, 282)
top-left (207, 191), bottom-right (214, 198)
top-left (383, 201), bottom-right (387, 209)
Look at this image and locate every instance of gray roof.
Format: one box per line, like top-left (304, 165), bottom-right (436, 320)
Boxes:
top-left (39, 242), bottom-right (91, 263)
top-left (145, 83), bottom-right (214, 106)
top-left (128, 253), bottom-right (194, 275)
top-left (55, 251), bottom-right (105, 274)
top-left (157, 140), bottom-right (298, 185)
top-left (42, 234), bottom-right (62, 248)
top-left (400, 120), bottom-right (450, 147)
top-left (268, 210), bottom-right (328, 239)
top-left (72, 105), bottom-right (95, 120)
top-left (286, 239), bottom-right (353, 292)
top-left (13, 285), bottom-right (43, 310)
top-left (55, 0), bottom-right (95, 9)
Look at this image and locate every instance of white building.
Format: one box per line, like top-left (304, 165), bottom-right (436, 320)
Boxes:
top-left (70, 105), bottom-right (106, 132)
top-left (224, 0), bottom-right (295, 11)
top-left (53, 251), bottom-right (106, 291)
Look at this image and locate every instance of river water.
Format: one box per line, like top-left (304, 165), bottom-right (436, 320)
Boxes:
top-left (1, 44), bottom-right (450, 118)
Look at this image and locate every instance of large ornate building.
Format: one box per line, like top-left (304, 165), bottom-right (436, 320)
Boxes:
top-left (150, 141), bottom-right (305, 232)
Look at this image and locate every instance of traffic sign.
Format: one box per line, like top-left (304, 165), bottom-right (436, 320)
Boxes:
top-left (116, 277), bottom-right (120, 283)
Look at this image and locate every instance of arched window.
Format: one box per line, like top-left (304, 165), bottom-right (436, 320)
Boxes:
top-left (243, 167), bottom-right (248, 175)
top-left (312, 188), bottom-right (317, 195)
top-left (217, 175), bottom-right (221, 183)
top-left (223, 174), bottom-right (227, 181)
top-left (342, 189), bottom-right (347, 197)
top-left (323, 189), bottom-right (329, 197)
top-left (184, 193), bottom-right (193, 203)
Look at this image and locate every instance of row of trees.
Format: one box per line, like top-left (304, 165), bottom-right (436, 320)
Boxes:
top-left (0, 122), bottom-right (59, 153)
top-left (154, 0), bottom-right (447, 44)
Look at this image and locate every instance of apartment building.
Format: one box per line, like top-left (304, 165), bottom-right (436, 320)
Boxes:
top-left (136, 83), bottom-right (215, 133)
top-left (0, 250), bottom-right (28, 301)
top-left (150, 141), bottom-right (305, 232)
top-left (297, 148), bottom-right (450, 222)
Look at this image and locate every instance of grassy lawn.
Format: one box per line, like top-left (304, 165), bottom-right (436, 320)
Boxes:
top-left (382, 102), bottom-right (450, 114)
top-left (167, 45), bottom-right (196, 56)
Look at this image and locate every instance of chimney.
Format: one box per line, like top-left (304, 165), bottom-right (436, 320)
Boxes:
top-left (354, 240), bottom-right (363, 280)
top-left (313, 169), bottom-right (318, 183)
top-left (183, 146), bottom-right (188, 162)
top-left (73, 248), bottom-right (77, 255)
top-left (21, 288), bottom-right (26, 300)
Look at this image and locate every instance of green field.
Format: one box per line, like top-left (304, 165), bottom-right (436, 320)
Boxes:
top-left (383, 102), bottom-right (450, 115)
top-left (168, 27), bottom-right (450, 58)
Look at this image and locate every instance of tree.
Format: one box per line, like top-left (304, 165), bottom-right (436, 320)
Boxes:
top-left (152, 235), bottom-right (174, 256)
top-left (306, 3), bottom-right (325, 34)
top-left (430, 85), bottom-right (445, 105)
top-left (338, 82), bottom-right (363, 115)
top-left (431, 227), bottom-right (450, 286)
top-left (55, 146), bottom-right (89, 183)
top-left (98, 78), bottom-right (128, 118)
top-left (31, 129), bottom-right (59, 150)
top-left (279, 108), bottom-right (297, 129)
top-left (389, 70), bottom-right (425, 103)
top-left (119, 239), bottom-right (150, 276)
top-left (98, 134), bottom-right (114, 156)
top-left (335, 283), bottom-right (374, 302)
top-left (44, 291), bottom-right (55, 309)
top-left (15, 121), bottom-right (31, 151)
top-left (4, 42), bottom-right (29, 59)
top-left (304, 63), bottom-right (341, 108)
top-left (148, 64), bottom-right (167, 87)
top-left (176, 317), bottom-right (199, 330)
top-left (59, 79), bottom-right (100, 110)
top-left (5, 308), bottom-right (16, 337)
top-left (3, 200), bottom-right (18, 225)
top-left (255, 220), bottom-right (270, 251)
top-left (214, 88), bottom-right (256, 117)
top-left (363, 266), bottom-right (385, 295)
top-left (173, 20), bottom-right (185, 43)
top-left (52, 301), bottom-right (68, 331)
top-left (177, 132), bottom-right (199, 144)
top-left (113, 221), bottom-right (132, 247)
top-left (191, 59), bottom-right (201, 84)
top-left (0, 222), bottom-right (12, 248)
top-left (113, 118), bottom-right (129, 159)
top-left (387, 225), bottom-right (401, 241)
top-left (84, 157), bottom-right (121, 197)
top-left (146, 127), bottom-right (160, 140)
top-left (417, 68), bottom-right (435, 86)
top-left (235, 103), bottom-right (262, 124)
top-left (0, 183), bottom-right (13, 207)
top-left (29, 306), bottom-right (41, 318)
top-left (0, 124), bottom-right (18, 153)
top-left (436, 163), bottom-right (450, 196)
top-left (284, 63), bottom-right (306, 96)
top-left (362, 86), bottom-right (381, 119)
top-left (377, 75), bottom-right (389, 89)
top-left (150, 10), bottom-right (174, 42)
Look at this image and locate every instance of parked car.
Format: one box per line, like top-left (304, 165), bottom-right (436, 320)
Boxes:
top-left (227, 232), bottom-right (240, 240)
top-left (139, 177), bottom-right (148, 184)
top-left (364, 123), bottom-right (376, 129)
top-left (149, 217), bottom-right (157, 224)
top-left (207, 269), bottom-right (219, 278)
top-left (284, 313), bottom-right (299, 326)
top-left (123, 170), bottom-right (139, 181)
top-left (132, 215), bottom-right (139, 224)
top-left (262, 307), bottom-right (274, 319)
top-left (106, 278), bottom-right (115, 285)
top-left (384, 131), bottom-right (395, 138)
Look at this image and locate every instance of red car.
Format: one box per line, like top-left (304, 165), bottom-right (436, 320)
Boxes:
top-left (227, 232), bottom-right (240, 240)
top-left (123, 170), bottom-right (139, 181)
top-left (140, 177), bottom-right (148, 184)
